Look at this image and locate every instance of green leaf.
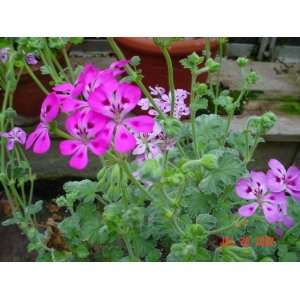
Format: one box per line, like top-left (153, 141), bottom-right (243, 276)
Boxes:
top-left (74, 244), bottom-right (89, 259)
top-left (214, 246), bottom-right (257, 262)
top-left (196, 214), bottom-right (217, 230)
top-left (25, 200), bottom-right (43, 215)
top-left (194, 114), bottom-right (227, 151)
top-left (199, 150), bottom-right (246, 196)
top-left (63, 179), bottom-right (99, 203)
top-left (278, 244), bottom-right (298, 262)
top-left (2, 218), bottom-right (18, 226)
top-left (139, 159), bottom-right (163, 181)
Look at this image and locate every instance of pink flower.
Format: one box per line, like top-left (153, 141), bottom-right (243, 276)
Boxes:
top-left (26, 53), bottom-right (38, 65)
top-left (109, 59), bottom-right (129, 76)
top-left (59, 110), bottom-right (109, 170)
top-left (26, 93), bottom-right (59, 154)
top-left (76, 64), bottom-right (118, 100)
top-left (53, 83), bottom-right (85, 113)
top-left (0, 127), bottom-right (27, 151)
top-left (236, 171), bottom-right (287, 224)
top-left (89, 82), bottom-right (154, 153)
top-left (132, 122), bottom-right (175, 162)
top-left (138, 86), bottom-right (190, 119)
top-left (53, 64), bottom-right (118, 113)
top-left (267, 159), bottom-right (300, 201)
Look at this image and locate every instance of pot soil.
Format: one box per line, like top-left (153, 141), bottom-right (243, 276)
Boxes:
top-left (115, 37), bottom-right (218, 90)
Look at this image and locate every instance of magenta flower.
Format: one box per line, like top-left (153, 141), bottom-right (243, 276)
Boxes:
top-left (236, 171), bottom-right (286, 223)
top-left (267, 159), bottom-right (300, 201)
top-left (0, 127), bottom-right (26, 151)
top-left (76, 64), bottom-right (118, 100)
top-left (26, 53), bottom-right (38, 65)
top-left (59, 110), bottom-right (109, 170)
top-left (53, 64), bottom-right (118, 113)
top-left (26, 93), bottom-right (59, 154)
top-left (109, 59), bottom-right (129, 76)
top-left (89, 82), bottom-right (154, 153)
top-left (53, 83), bottom-right (86, 113)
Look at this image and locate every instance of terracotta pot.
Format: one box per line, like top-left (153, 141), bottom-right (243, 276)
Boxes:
top-left (1, 46), bottom-right (70, 118)
top-left (12, 69), bottom-right (51, 118)
top-left (115, 37), bottom-right (218, 90)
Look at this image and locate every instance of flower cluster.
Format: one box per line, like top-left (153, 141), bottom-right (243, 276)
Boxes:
top-left (138, 86), bottom-right (190, 119)
top-left (235, 159), bottom-right (300, 229)
top-left (26, 53), bottom-right (38, 65)
top-left (0, 127), bottom-right (27, 151)
top-left (132, 122), bottom-right (175, 163)
top-left (25, 61), bottom-right (155, 170)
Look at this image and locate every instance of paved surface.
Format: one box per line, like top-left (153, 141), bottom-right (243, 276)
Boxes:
top-left (220, 59), bottom-right (300, 100)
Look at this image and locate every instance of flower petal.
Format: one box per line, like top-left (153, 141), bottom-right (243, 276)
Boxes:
top-left (59, 140), bottom-right (81, 156)
top-left (32, 129), bottom-right (51, 154)
top-left (114, 125), bottom-right (136, 153)
top-left (289, 189), bottom-right (300, 201)
top-left (25, 124), bottom-right (44, 150)
top-left (40, 92), bottom-right (60, 123)
top-left (287, 176), bottom-right (300, 192)
top-left (98, 121), bottom-right (115, 146)
top-left (88, 88), bottom-right (115, 118)
top-left (266, 169), bottom-right (285, 192)
top-left (88, 136), bottom-right (109, 156)
top-left (250, 171), bottom-right (268, 195)
top-left (132, 143), bottom-right (146, 155)
top-left (235, 178), bottom-right (257, 200)
top-left (282, 215), bottom-right (294, 228)
top-left (268, 159), bottom-right (286, 177)
top-left (69, 145), bottom-right (88, 170)
top-left (124, 115), bottom-right (155, 133)
top-left (286, 166), bottom-right (300, 181)
top-left (238, 203), bottom-right (259, 217)
top-left (6, 139), bottom-right (15, 151)
top-left (262, 203), bottom-right (279, 224)
top-left (117, 83), bottom-right (141, 117)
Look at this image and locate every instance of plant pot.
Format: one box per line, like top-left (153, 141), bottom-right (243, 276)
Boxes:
top-left (115, 37), bottom-right (218, 90)
top-left (1, 46), bottom-right (70, 118)
top-left (12, 69), bottom-right (51, 118)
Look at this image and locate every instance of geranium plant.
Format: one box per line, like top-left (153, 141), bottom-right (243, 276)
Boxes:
top-left (1, 37), bottom-right (300, 262)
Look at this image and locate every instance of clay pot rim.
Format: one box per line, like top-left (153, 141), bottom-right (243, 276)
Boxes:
top-left (115, 37), bottom-right (218, 56)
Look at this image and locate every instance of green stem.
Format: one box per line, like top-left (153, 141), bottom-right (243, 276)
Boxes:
top-left (107, 37), bottom-right (166, 120)
top-left (39, 50), bottom-right (60, 83)
top-left (120, 159), bottom-right (155, 202)
top-left (24, 63), bottom-right (49, 94)
top-left (208, 217), bottom-right (243, 235)
top-left (222, 89), bottom-right (247, 146)
top-left (50, 51), bottom-right (70, 82)
top-left (161, 47), bottom-right (176, 116)
top-left (190, 73), bottom-right (200, 158)
top-left (215, 38), bottom-right (224, 100)
top-left (62, 46), bottom-right (75, 82)
top-left (51, 127), bottom-right (73, 140)
top-left (204, 38), bottom-right (211, 59)
top-left (123, 236), bottom-right (139, 261)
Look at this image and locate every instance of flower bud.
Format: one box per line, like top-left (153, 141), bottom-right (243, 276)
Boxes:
top-left (237, 57), bottom-right (249, 67)
top-left (205, 58), bottom-right (220, 73)
top-left (199, 154), bottom-right (218, 170)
